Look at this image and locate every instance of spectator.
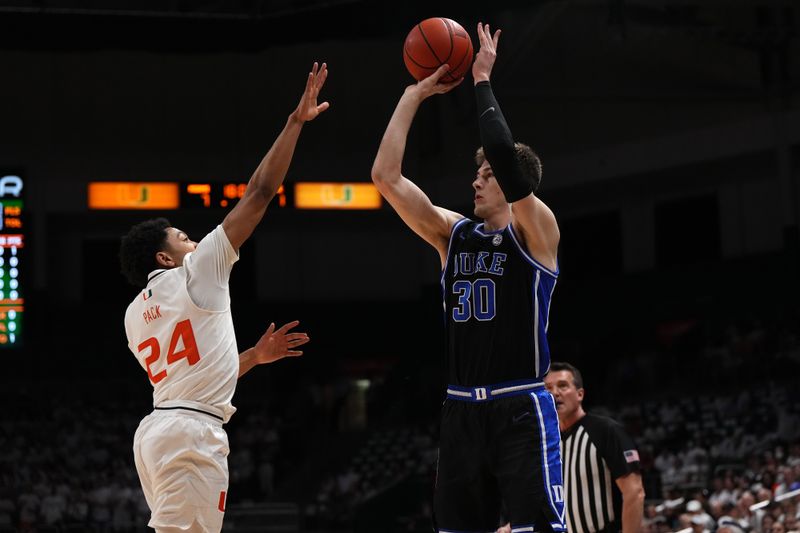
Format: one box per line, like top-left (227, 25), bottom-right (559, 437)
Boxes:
top-left (686, 499), bottom-right (715, 531)
top-left (691, 514), bottom-right (711, 533)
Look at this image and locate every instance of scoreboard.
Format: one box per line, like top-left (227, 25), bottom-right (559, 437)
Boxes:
top-left (88, 181), bottom-right (381, 210)
top-left (0, 174), bottom-right (23, 348)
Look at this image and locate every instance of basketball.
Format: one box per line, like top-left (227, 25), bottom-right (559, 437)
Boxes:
top-left (403, 18), bottom-right (474, 83)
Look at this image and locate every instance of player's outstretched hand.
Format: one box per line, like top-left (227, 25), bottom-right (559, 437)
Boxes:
top-left (409, 63), bottom-right (463, 99)
top-left (472, 22), bottom-right (501, 84)
top-left (292, 62), bottom-right (330, 123)
top-left (253, 320), bottom-right (310, 364)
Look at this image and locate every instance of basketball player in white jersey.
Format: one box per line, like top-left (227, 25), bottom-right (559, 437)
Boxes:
top-left (119, 62), bottom-right (329, 533)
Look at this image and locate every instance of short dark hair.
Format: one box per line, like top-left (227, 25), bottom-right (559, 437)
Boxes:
top-left (119, 218), bottom-right (171, 288)
top-left (549, 361), bottom-right (584, 389)
top-left (474, 143), bottom-right (543, 192)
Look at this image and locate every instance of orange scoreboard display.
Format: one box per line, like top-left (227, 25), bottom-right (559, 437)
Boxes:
top-left (0, 174), bottom-right (24, 347)
top-left (88, 182), bottom-right (381, 210)
top-left (87, 182), bottom-right (288, 210)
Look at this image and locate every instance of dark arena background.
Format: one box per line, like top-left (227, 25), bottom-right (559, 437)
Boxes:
top-left (1, 1), bottom-right (799, 532)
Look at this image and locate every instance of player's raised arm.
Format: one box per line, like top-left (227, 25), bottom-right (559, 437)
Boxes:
top-left (371, 64), bottom-right (465, 265)
top-left (472, 23), bottom-right (559, 272)
top-left (222, 62), bottom-right (330, 250)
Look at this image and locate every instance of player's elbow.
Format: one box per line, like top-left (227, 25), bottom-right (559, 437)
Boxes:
top-left (371, 159), bottom-right (398, 187)
top-left (370, 163), bottom-right (384, 184)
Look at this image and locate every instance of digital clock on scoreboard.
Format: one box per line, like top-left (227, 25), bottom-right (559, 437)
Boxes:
top-left (0, 174), bottom-right (24, 348)
top-left (179, 183), bottom-right (288, 209)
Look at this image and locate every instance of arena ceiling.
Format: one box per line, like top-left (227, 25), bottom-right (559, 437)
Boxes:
top-left (0, 1), bottom-right (796, 102)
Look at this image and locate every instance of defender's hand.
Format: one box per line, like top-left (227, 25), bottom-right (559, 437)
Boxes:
top-left (253, 320), bottom-right (309, 364)
top-left (292, 62), bottom-right (330, 123)
top-left (472, 22), bottom-right (501, 84)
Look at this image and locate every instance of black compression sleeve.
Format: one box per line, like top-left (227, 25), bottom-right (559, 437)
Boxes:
top-left (475, 81), bottom-right (533, 202)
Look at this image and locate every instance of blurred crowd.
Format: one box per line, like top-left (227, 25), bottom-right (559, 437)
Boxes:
top-left (641, 440), bottom-right (800, 533)
top-left (0, 397), bottom-right (149, 532)
top-left (0, 372), bottom-right (361, 532)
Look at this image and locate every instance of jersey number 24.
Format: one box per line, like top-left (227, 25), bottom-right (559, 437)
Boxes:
top-left (138, 319), bottom-right (200, 384)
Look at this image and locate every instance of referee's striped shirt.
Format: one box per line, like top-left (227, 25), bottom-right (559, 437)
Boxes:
top-left (560, 413), bottom-right (640, 533)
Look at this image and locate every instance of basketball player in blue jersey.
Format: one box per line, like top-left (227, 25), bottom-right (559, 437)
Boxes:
top-left (372, 23), bottom-right (565, 533)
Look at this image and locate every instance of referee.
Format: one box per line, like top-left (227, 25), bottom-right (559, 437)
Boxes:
top-left (545, 362), bottom-right (644, 533)
top-left (496, 363), bottom-right (645, 533)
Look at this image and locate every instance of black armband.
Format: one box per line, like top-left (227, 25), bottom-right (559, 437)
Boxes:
top-left (475, 81), bottom-right (533, 202)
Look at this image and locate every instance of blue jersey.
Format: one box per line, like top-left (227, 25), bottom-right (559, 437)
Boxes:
top-left (441, 218), bottom-right (558, 386)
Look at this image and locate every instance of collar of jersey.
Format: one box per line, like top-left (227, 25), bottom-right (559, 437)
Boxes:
top-left (474, 223), bottom-right (507, 236)
top-left (147, 269), bottom-right (169, 285)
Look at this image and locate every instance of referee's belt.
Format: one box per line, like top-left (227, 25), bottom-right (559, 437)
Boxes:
top-left (446, 379), bottom-right (545, 402)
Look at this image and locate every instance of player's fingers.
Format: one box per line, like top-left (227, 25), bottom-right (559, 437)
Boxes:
top-left (316, 63), bottom-right (328, 88)
top-left (311, 61), bottom-right (319, 77)
top-left (434, 62), bottom-right (450, 76)
top-left (317, 101), bottom-right (330, 113)
top-left (286, 350), bottom-right (304, 357)
top-left (430, 63), bottom-right (450, 83)
top-left (493, 29), bottom-right (501, 48)
top-left (437, 77), bottom-right (463, 93)
top-left (286, 338), bottom-right (309, 346)
top-left (277, 320), bottom-right (301, 334)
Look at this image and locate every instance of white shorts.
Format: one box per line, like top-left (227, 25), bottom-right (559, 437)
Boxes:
top-left (133, 403), bottom-right (229, 533)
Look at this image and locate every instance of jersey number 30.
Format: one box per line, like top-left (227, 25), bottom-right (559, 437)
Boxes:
top-left (138, 319), bottom-right (201, 384)
top-left (452, 279), bottom-right (496, 322)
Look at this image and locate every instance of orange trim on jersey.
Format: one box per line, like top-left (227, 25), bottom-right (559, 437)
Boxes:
top-left (218, 491), bottom-right (226, 512)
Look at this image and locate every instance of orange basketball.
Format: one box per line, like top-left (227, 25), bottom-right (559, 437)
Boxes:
top-left (403, 17), bottom-right (473, 83)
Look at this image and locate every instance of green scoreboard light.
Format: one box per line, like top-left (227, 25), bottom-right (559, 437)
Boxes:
top-left (0, 174), bottom-right (23, 347)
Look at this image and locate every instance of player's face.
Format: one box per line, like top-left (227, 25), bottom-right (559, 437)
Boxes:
top-left (544, 370), bottom-right (584, 418)
top-left (472, 160), bottom-right (508, 219)
top-left (156, 227), bottom-right (197, 268)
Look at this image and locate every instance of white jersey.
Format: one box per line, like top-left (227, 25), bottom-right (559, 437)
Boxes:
top-left (124, 225), bottom-right (240, 423)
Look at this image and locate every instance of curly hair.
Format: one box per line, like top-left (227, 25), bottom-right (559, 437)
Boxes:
top-left (474, 142), bottom-right (543, 192)
top-left (119, 218), bottom-right (171, 288)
